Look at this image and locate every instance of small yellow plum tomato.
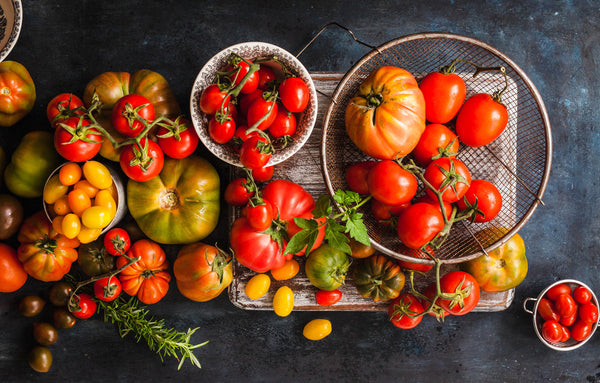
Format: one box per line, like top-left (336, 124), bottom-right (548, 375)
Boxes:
top-left (61, 213), bottom-right (81, 239)
top-left (270, 259), bottom-right (300, 281)
top-left (93, 189), bottom-right (117, 218)
top-left (273, 286), bottom-right (294, 317)
top-left (81, 206), bottom-right (112, 229)
top-left (43, 174), bottom-right (68, 205)
top-left (245, 273), bottom-right (271, 300)
top-left (303, 319), bottom-right (332, 341)
top-left (77, 225), bottom-right (102, 244)
top-left (82, 161), bottom-right (113, 190)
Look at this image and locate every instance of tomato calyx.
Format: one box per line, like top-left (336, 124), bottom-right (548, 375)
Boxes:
top-left (430, 136), bottom-right (459, 162)
top-left (127, 139), bottom-right (156, 172)
top-left (155, 115), bottom-right (190, 141)
top-left (205, 247), bottom-right (232, 284)
top-left (34, 235), bottom-right (58, 254)
top-left (364, 91), bottom-right (384, 109)
top-left (431, 160), bottom-right (469, 199)
top-left (439, 275), bottom-right (473, 311)
top-left (57, 116), bottom-right (101, 145)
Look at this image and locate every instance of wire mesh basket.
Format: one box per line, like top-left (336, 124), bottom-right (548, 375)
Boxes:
top-left (321, 32), bottom-right (552, 264)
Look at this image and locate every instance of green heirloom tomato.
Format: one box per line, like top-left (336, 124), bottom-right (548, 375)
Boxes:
top-left (4, 131), bottom-right (60, 198)
top-left (353, 254), bottom-right (405, 302)
top-left (460, 230), bottom-right (527, 292)
top-left (127, 155), bottom-right (220, 244)
top-left (305, 244), bottom-right (351, 291)
top-left (0, 61), bottom-right (36, 127)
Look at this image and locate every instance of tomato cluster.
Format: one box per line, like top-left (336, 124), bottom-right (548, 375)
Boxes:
top-left (199, 53), bottom-right (310, 171)
top-left (538, 283), bottom-right (598, 344)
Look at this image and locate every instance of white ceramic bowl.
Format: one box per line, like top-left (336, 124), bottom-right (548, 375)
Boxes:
top-left (0, 0), bottom-right (22, 62)
top-left (190, 41), bottom-right (318, 167)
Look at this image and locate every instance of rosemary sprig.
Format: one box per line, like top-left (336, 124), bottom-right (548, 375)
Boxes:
top-left (97, 297), bottom-right (208, 370)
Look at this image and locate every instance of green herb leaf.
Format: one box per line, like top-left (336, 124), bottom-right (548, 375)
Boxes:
top-left (324, 218), bottom-right (352, 254)
top-left (313, 195), bottom-right (332, 218)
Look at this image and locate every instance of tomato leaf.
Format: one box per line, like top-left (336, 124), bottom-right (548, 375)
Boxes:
top-left (345, 211), bottom-right (370, 246)
top-left (283, 218), bottom-right (320, 256)
top-left (324, 218), bottom-right (351, 255)
top-left (313, 195), bottom-right (332, 218)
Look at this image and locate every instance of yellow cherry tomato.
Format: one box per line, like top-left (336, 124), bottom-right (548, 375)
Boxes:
top-left (245, 274), bottom-right (271, 300)
top-left (82, 161), bottom-right (113, 190)
top-left (52, 216), bottom-right (64, 235)
top-left (43, 174), bottom-right (69, 204)
top-left (61, 213), bottom-right (81, 239)
top-left (58, 162), bottom-right (82, 186)
top-left (73, 179), bottom-right (99, 198)
top-left (106, 182), bottom-right (119, 201)
top-left (270, 259), bottom-right (300, 281)
top-left (68, 189), bottom-right (92, 216)
top-left (81, 206), bottom-right (112, 229)
top-left (94, 189), bottom-right (117, 218)
top-left (303, 319), bottom-right (332, 341)
top-left (77, 225), bottom-right (102, 244)
top-left (53, 195), bottom-right (71, 216)
top-left (273, 286), bottom-right (294, 317)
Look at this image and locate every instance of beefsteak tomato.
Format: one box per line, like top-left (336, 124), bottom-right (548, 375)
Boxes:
top-left (0, 61), bottom-right (36, 127)
top-left (230, 216), bottom-right (288, 273)
top-left (353, 254), bottom-right (405, 302)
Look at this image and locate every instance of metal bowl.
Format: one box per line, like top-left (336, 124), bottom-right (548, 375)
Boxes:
top-left (523, 279), bottom-right (598, 351)
top-left (321, 32), bottom-right (552, 264)
top-left (0, 0), bottom-right (22, 62)
top-left (189, 41), bottom-right (318, 167)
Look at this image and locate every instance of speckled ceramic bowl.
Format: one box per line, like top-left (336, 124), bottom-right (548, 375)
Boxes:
top-left (190, 41), bottom-right (318, 167)
top-left (0, 0), bottom-right (22, 62)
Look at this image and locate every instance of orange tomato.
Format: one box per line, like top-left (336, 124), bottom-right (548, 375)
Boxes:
top-left (53, 195), bottom-right (71, 216)
top-left (73, 180), bottom-right (99, 199)
top-left (58, 162), bottom-right (82, 186)
top-left (67, 189), bottom-right (91, 215)
top-left (0, 243), bottom-right (28, 292)
top-left (270, 259), bottom-right (300, 281)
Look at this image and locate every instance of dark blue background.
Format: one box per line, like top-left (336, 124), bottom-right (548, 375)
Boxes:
top-left (1, 1), bottom-right (599, 382)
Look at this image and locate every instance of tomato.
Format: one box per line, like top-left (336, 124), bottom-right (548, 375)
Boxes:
top-left (73, 179), bottom-right (99, 198)
top-left (411, 123), bottom-right (459, 166)
top-left (0, 243), bottom-right (28, 292)
top-left (273, 286), bottom-right (294, 317)
top-left (43, 174), bottom-right (69, 205)
top-left (371, 199), bottom-right (410, 226)
top-left (81, 161), bottom-right (112, 190)
top-left (58, 162), bottom-right (82, 186)
top-left (396, 202), bottom-right (445, 249)
top-left (4, 131), bottom-right (61, 198)
top-left (460, 231), bottom-right (527, 292)
top-left (537, 298), bottom-right (560, 321)
top-left (173, 242), bottom-right (232, 302)
top-left (437, 271), bottom-right (480, 315)
top-left (305, 244), bottom-right (351, 291)
top-left (344, 160), bottom-right (377, 195)
top-left (17, 211), bottom-right (80, 282)
top-left (61, 213), bottom-right (81, 239)
top-left (28, 346), bottom-right (53, 373)
top-left (419, 71), bottom-right (466, 124)
top-left (226, 57), bottom-right (259, 94)
top-left (224, 178), bottom-right (254, 206)
top-left (0, 194), bottom-right (23, 240)
top-left (54, 117), bottom-right (102, 162)
top-left (579, 302), bottom-right (599, 324)
top-left (456, 93), bottom-right (509, 147)
top-left (246, 200), bottom-right (274, 231)
top-left (348, 236), bottom-right (375, 259)
top-left (19, 295), bottom-right (46, 317)
top-left (240, 135), bottom-right (272, 169)
top-left (421, 283), bottom-right (449, 319)
top-left (571, 320), bottom-right (593, 342)
top-left (52, 308), bottom-right (76, 329)
top-left (560, 326), bottom-right (571, 343)
top-left (0, 61), bottom-right (36, 127)
top-left (47, 93), bottom-right (84, 129)
top-left (119, 138), bottom-right (164, 182)
top-left (457, 179), bottom-right (502, 223)
top-left (388, 293), bottom-right (424, 329)
top-left (353, 254), bottom-right (405, 302)
top-left (573, 286), bottom-right (593, 305)
top-left (207, 114), bottom-right (235, 144)
top-left (81, 206), bottom-right (112, 229)
top-left (303, 319), bottom-right (332, 341)
top-left (199, 83), bottom-right (231, 115)
top-left (546, 283), bottom-right (572, 301)
top-left (367, 160), bottom-right (417, 205)
top-left (117, 239), bottom-right (171, 304)
top-left (127, 155), bottom-right (220, 244)
top-left (316, 289), bottom-right (342, 306)
top-left (252, 165), bottom-right (274, 183)
top-left (77, 239), bottom-right (116, 276)
top-left (541, 320), bottom-right (563, 344)
top-left (247, 97), bottom-right (277, 131)
top-left (48, 281), bottom-right (74, 307)
top-left (103, 228), bottom-right (131, 256)
top-left (93, 276), bottom-right (122, 302)
top-left (239, 89), bottom-right (263, 117)
top-left (270, 259), bottom-right (300, 281)
top-left (230, 217), bottom-right (287, 272)
top-left (345, 66), bottom-right (426, 159)
top-left (554, 293), bottom-right (577, 317)
top-left (94, 190), bottom-right (117, 218)
top-left (69, 293), bottom-right (97, 319)
top-left (268, 106), bottom-right (297, 138)
top-left (67, 189), bottom-right (92, 215)
top-left (560, 311), bottom-right (577, 327)
top-left (111, 94), bottom-right (155, 137)
top-left (424, 157), bottom-right (471, 203)
top-left (245, 273), bottom-right (271, 300)
top-left (257, 66), bottom-right (276, 90)
top-left (279, 77), bottom-right (309, 113)
top-left (156, 117), bottom-right (199, 159)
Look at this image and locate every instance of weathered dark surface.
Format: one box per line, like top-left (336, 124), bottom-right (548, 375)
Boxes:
top-left (1, 1), bottom-right (599, 382)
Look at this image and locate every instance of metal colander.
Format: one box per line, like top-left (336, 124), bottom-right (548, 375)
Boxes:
top-left (320, 32), bottom-right (552, 264)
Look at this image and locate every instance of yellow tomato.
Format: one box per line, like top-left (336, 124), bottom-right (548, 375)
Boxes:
top-left (43, 174), bottom-right (69, 204)
top-left (53, 195), bottom-right (71, 216)
top-left (273, 286), bottom-right (294, 317)
top-left (303, 319), bottom-right (332, 341)
top-left (94, 189), bottom-right (117, 218)
top-left (61, 213), bottom-right (81, 239)
top-left (245, 274), bottom-right (271, 300)
top-left (77, 225), bottom-right (102, 244)
top-left (270, 259), bottom-right (300, 281)
top-left (73, 180), bottom-right (99, 198)
top-left (68, 189), bottom-right (91, 215)
top-left (51, 216), bottom-right (64, 235)
top-left (82, 161), bottom-right (113, 190)
top-left (81, 206), bottom-right (112, 229)
top-left (58, 162), bottom-right (82, 186)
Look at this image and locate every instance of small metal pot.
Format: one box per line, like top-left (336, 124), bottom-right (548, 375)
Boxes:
top-left (523, 279), bottom-right (598, 351)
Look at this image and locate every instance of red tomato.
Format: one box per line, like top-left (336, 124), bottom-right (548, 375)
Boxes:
top-left (573, 286), bottom-right (593, 305)
top-left (537, 298), bottom-right (560, 322)
top-left (371, 199), bottom-right (410, 226)
top-left (70, 293), bottom-right (97, 319)
top-left (421, 282), bottom-right (449, 318)
top-left (396, 202), bottom-right (445, 249)
top-left (560, 326), bottom-right (571, 343)
top-left (414, 194), bottom-right (453, 221)
top-left (579, 302), bottom-right (599, 324)
top-left (247, 97), bottom-right (277, 131)
top-left (398, 247), bottom-right (434, 272)
top-left (541, 320), bottom-right (563, 344)
top-left (560, 311), bottom-right (577, 327)
top-left (226, 58), bottom-right (259, 94)
top-left (279, 77), bottom-right (310, 113)
top-left (437, 271), bottom-right (480, 315)
top-left (156, 117), bottom-right (199, 159)
top-left (112, 94), bottom-right (155, 137)
top-left (455, 93), bottom-right (509, 147)
top-left (345, 160), bottom-right (377, 195)
top-left (224, 178), bottom-right (254, 206)
top-left (119, 138), bottom-right (165, 182)
top-left (388, 293), bottom-right (424, 329)
top-left (208, 115), bottom-right (236, 144)
top-left (199, 84), bottom-right (230, 115)
top-left (571, 320), bottom-right (593, 341)
top-left (268, 106), bottom-right (297, 138)
top-left (229, 216), bottom-right (287, 273)
top-left (246, 200), bottom-right (274, 231)
top-left (239, 89), bottom-right (263, 117)
top-left (316, 289), bottom-right (342, 306)
top-left (103, 228), bottom-right (131, 256)
top-left (257, 66), bottom-right (276, 90)
top-left (546, 283), bottom-right (572, 301)
top-left (240, 136), bottom-right (272, 169)
top-left (93, 276), bottom-right (122, 302)
top-left (424, 157), bottom-right (471, 203)
top-left (54, 117), bottom-right (102, 162)
top-left (0, 243), bottom-right (28, 292)
top-left (411, 123), bottom-right (459, 167)
top-left (252, 166), bottom-right (274, 183)
top-left (47, 93), bottom-right (84, 129)
top-left (457, 179), bottom-right (502, 222)
top-left (419, 71), bottom-right (466, 124)
top-left (367, 160), bottom-right (417, 205)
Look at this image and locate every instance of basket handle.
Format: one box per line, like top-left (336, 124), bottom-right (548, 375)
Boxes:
top-left (296, 22), bottom-right (379, 59)
top-left (523, 297), bottom-right (537, 314)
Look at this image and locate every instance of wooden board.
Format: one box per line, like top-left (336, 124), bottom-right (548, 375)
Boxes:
top-left (228, 72), bottom-right (515, 312)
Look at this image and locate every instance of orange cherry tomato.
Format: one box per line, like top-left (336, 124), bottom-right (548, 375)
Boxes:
top-left (270, 259), bottom-right (300, 281)
top-left (58, 162), bottom-right (82, 186)
top-left (67, 189), bottom-right (91, 216)
top-left (73, 180), bottom-right (99, 199)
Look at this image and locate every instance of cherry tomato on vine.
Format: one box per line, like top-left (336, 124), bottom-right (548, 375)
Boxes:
top-left (257, 66), bottom-right (276, 90)
top-left (119, 138), bottom-right (164, 182)
top-left (208, 115), bottom-right (236, 144)
top-left (541, 320), bottom-right (563, 344)
top-left (47, 93), bottom-right (84, 129)
top-left (268, 106), bottom-right (297, 138)
top-left (424, 157), bottom-right (471, 203)
top-left (93, 276), bottom-right (122, 302)
top-left (112, 94), bottom-right (155, 137)
top-left (421, 282), bottom-right (449, 318)
top-left (437, 271), bottom-right (480, 316)
top-left (388, 293), bottom-right (424, 329)
top-left (70, 293), bottom-right (97, 319)
top-left (315, 289), bottom-right (343, 306)
top-left (573, 286), bottom-right (593, 305)
top-left (226, 58), bottom-right (259, 94)
top-left (345, 160), bottom-right (377, 195)
top-left (199, 84), bottom-right (231, 115)
top-left (367, 160), bottom-right (417, 206)
top-left (279, 77), bottom-right (309, 113)
top-left (156, 117), bottom-right (199, 159)
top-left (457, 179), bottom-right (502, 223)
top-left (54, 117), bottom-right (102, 162)
top-left (240, 135), bottom-right (272, 169)
top-left (224, 178), bottom-right (253, 206)
top-left (103, 228), bottom-right (131, 256)
top-left (411, 123), bottom-right (459, 167)
top-left (247, 97), bottom-right (277, 131)
top-left (396, 202), bottom-right (445, 249)
top-left (455, 93), bottom-right (508, 147)
top-left (239, 89), bottom-right (263, 117)
top-left (419, 71), bottom-right (466, 124)
top-left (252, 165), bottom-right (274, 183)
top-left (246, 200), bottom-right (274, 231)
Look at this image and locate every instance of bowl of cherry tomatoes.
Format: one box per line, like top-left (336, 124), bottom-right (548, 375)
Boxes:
top-left (523, 279), bottom-right (599, 351)
top-left (189, 41), bottom-right (318, 169)
top-left (43, 161), bottom-right (127, 244)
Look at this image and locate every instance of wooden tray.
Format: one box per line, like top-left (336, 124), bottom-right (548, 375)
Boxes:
top-left (228, 72), bottom-right (515, 312)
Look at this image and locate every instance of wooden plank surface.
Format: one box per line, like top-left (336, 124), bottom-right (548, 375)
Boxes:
top-left (228, 72), bottom-right (515, 312)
